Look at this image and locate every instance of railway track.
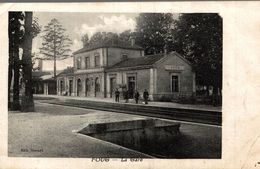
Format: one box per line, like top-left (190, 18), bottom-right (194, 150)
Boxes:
top-left (37, 98), bottom-right (222, 126)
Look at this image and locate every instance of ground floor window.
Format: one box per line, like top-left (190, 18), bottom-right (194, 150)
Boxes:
top-left (171, 75), bottom-right (179, 92)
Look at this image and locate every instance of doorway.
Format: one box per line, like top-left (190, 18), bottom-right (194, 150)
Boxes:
top-left (69, 80), bottom-right (73, 96)
top-left (85, 78), bottom-right (90, 97)
top-left (77, 79), bottom-right (82, 96)
top-left (60, 80), bottom-right (64, 95)
top-left (110, 77), bottom-right (116, 98)
top-left (127, 76), bottom-right (135, 99)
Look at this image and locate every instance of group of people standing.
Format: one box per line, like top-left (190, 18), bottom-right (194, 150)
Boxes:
top-left (114, 88), bottom-right (149, 104)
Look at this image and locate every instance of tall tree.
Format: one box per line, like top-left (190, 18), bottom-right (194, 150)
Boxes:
top-left (135, 13), bottom-right (174, 55)
top-left (81, 33), bottom-right (89, 47)
top-left (173, 13), bottom-right (222, 95)
top-left (8, 12), bottom-right (24, 110)
top-left (20, 12), bottom-right (34, 111)
top-left (103, 32), bottom-right (119, 44)
top-left (21, 12), bottom-right (41, 112)
top-left (88, 32), bottom-right (103, 45)
top-left (40, 18), bottom-right (72, 78)
top-left (87, 32), bottom-right (119, 46)
top-left (119, 30), bottom-right (133, 43)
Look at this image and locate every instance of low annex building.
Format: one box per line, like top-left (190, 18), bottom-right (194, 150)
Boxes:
top-left (56, 41), bottom-right (195, 101)
top-left (32, 71), bottom-right (57, 95)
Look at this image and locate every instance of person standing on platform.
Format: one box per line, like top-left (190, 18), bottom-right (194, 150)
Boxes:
top-left (143, 89), bottom-right (149, 104)
top-left (115, 88), bottom-right (120, 102)
top-left (134, 90), bottom-right (140, 104)
top-left (125, 89), bottom-right (129, 103)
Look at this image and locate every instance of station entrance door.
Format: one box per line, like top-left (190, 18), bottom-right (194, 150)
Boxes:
top-left (128, 76), bottom-right (135, 99)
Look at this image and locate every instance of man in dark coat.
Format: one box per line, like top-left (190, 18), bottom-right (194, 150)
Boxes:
top-left (125, 89), bottom-right (129, 103)
top-left (143, 89), bottom-right (149, 104)
top-left (134, 90), bottom-right (140, 104)
top-left (115, 88), bottom-right (120, 102)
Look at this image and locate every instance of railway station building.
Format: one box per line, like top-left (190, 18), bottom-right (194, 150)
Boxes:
top-left (56, 41), bottom-right (196, 101)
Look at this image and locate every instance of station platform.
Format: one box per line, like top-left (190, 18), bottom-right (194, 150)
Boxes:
top-left (34, 94), bottom-right (221, 112)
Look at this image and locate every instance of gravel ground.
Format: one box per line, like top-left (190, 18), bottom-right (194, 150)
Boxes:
top-left (8, 102), bottom-right (150, 158)
top-left (8, 101), bottom-right (221, 158)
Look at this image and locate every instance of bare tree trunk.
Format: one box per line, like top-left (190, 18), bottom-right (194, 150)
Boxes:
top-left (8, 45), bottom-right (13, 109)
top-left (53, 56), bottom-right (57, 95)
top-left (12, 45), bottom-right (20, 110)
top-left (53, 37), bottom-right (57, 95)
top-left (21, 12), bottom-right (34, 112)
top-left (54, 53), bottom-right (56, 78)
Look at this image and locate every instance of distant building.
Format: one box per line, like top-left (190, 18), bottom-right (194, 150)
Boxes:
top-left (56, 41), bottom-right (195, 101)
top-left (32, 56), bottom-right (73, 95)
top-left (32, 71), bottom-right (57, 95)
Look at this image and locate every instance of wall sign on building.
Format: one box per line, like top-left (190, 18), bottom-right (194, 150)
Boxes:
top-left (165, 65), bottom-right (185, 71)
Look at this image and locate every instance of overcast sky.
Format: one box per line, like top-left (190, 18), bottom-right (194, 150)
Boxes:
top-left (32, 12), bottom-right (139, 70)
top-left (33, 12), bottom-right (138, 54)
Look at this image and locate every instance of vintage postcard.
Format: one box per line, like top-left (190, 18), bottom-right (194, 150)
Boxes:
top-left (0, 2), bottom-right (260, 169)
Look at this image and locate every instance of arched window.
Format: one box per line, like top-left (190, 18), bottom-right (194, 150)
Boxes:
top-left (95, 77), bottom-right (100, 92)
top-left (86, 78), bottom-right (90, 92)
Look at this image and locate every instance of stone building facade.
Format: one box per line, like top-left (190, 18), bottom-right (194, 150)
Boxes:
top-left (57, 42), bottom-right (195, 101)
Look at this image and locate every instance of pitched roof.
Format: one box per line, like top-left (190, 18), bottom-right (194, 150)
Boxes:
top-left (73, 41), bottom-right (143, 55)
top-left (32, 71), bottom-right (52, 77)
top-left (32, 70), bottom-right (63, 80)
top-left (41, 75), bottom-right (54, 81)
top-left (106, 53), bottom-right (166, 70)
top-left (57, 67), bottom-right (74, 76)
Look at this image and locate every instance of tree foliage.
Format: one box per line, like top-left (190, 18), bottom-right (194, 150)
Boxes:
top-left (119, 30), bottom-right (133, 43)
top-left (81, 30), bottom-right (135, 48)
top-left (40, 18), bottom-right (72, 77)
top-left (40, 19), bottom-right (72, 60)
top-left (173, 13), bottom-right (222, 92)
top-left (135, 13), bottom-right (174, 55)
top-left (81, 33), bottom-right (89, 47)
top-left (88, 32), bottom-right (119, 45)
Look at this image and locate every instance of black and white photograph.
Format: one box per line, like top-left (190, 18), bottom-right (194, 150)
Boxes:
top-left (2, 1), bottom-right (260, 169)
top-left (7, 12), bottom-right (222, 159)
